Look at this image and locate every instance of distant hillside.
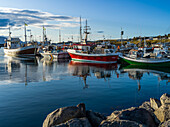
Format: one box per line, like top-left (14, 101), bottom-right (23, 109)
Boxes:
top-left (0, 36), bottom-right (7, 44)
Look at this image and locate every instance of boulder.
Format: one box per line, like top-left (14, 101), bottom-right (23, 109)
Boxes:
top-left (160, 93), bottom-right (170, 106)
top-left (159, 119), bottom-right (170, 127)
top-left (101, 107), bottom-right (157, 127)
top-left (154, 105), bottom-right (170, 123)
top-left (43, 103), bottom-right (86, 127)
top-left (54, 117), bottom-right (92, 127)
top-left (86, 110), bottom-right (106, 127)
top-left (150, 98), bottom-right (161, 110)
top-left (105, 110), bottom-right (121, 122)
top-left (139, 101), bottom-right (160, 125)
top-left (100, 119), bottom-right (146, 127)
top-left (139, 101), bottom-right (154, 113)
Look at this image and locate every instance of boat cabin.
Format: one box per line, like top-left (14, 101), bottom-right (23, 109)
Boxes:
top-left (72, 44), bottom-right (91, 51)
top-left (127, 49), bottom-right (143, 58)
top-left (5, 37), bottom-right (20, 49)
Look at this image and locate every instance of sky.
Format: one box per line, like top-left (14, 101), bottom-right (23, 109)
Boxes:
top-left (0, 0), bottom-right (169, 43)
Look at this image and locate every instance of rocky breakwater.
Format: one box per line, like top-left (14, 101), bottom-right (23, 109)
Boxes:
top-left (43, 93), bottom-right (170, 127)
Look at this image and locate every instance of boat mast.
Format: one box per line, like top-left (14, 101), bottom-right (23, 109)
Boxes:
top-left (121, 27), bottom-right (124, 47)
top-left (72, 35), bottom-right (73, 42)
top-left (139, 36), bottom-right (142, 48)
top-left (8, 27), bottom-right (12, 41)
top-left (83, 20), bottom-right (90, 44)
top-left (9, 27), bottom-right (11, 37)
top-left (59, 29), bottom-right (61, 43)
top-left (43, 26), bottom-right (45, 42)
top-left (24, 23), bottom-right (27, 44)
top-left (29, 30), bottom-right (32, 42)
top-left (144, 37), bottom-right (146, 54)
top-left (80, 16), bottom-right (82, 43)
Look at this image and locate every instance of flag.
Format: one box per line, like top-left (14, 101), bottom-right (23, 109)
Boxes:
top-left (24, 23), bottom-right (28, 26)
top-left (43, 26), bottom-right (46, 30)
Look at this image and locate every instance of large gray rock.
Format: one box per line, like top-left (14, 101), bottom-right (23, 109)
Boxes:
top-left (150, 98), bottom-right (161, 110)
top-left (100, 119), bottom-right (146, 127)
top-left (54, 117), bottom-right (92, 127)
top-left (101, 107), bottom-right (157, 127)
top-left (86, 110), bottom-right (106, 127)
top-left (159, 119), bottom-right (170, 127)
top-left (155, 93), bottom-right (170, 123)
top-left (160, 93), bottom-right (170, 106)
top-left (43, 103), bottom-right (86, 127)
top-left (154, 104), bottom-right (170, 123)
top-left (139, 101), bottom-right (160, 125)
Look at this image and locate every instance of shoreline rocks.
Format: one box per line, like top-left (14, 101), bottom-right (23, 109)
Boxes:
top-left (43, 93), bottom-right (170, 127)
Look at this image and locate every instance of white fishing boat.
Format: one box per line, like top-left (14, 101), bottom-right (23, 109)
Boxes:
top-left (40, 45), bottom-right (70, 59)
top-left (4, 26), bottom-right (37, 57)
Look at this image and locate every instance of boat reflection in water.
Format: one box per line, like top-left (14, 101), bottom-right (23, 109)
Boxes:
top-left (1, 55), bottom-right (38, 85)
top-left (39, 57), bottom-right (70, 82)
top-left (0, 56), bottom-right (70, 85)
top-left (68, 60), bottom-right (118, 89)
top-left (119, 65), bottom-right (170, 91)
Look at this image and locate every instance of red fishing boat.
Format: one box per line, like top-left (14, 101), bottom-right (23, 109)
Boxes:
top-left (67, 20), bottom-right (119, 63)
top-left (67, 46), bottom-right (118, 63)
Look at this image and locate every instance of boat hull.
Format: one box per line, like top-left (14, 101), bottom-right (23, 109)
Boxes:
top-left (40, 52), bottom-right (70, 59)
top-left (4, 45), bottom-right (37, 57)
top-left (120, 55), bottom-right (170, 67)
top-left (67, 50), bottom-right (118, 63)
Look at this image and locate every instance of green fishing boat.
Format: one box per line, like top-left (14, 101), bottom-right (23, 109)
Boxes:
top-left (119, 49), bottom-right (170, 67)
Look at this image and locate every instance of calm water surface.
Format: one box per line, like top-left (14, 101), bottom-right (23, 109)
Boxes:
top-left (0, 48), bottom-right (169, 127)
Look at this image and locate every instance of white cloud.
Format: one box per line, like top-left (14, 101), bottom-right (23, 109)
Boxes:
top-left (0, 7), bottom-right (80, 29)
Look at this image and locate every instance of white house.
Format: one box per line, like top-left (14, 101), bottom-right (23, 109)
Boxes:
top-left (153, 37), bottom-right (158, 40)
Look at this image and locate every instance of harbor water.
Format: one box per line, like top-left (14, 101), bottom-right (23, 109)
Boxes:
top-left (0, 47), bottom-right (169, 127)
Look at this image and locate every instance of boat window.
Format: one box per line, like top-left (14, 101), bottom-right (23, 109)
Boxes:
top-left (105, 50), bottom-right (109, 54)
top-left (133, 51), bottom-right (137, 55)
top-left (110, 50), bottom-right (113, 53)
top-left (160, 52), bottom-right (166, 55)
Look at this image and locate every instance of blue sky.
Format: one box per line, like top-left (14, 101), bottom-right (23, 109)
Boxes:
top-left (0, 0), bottom-right (169, 42)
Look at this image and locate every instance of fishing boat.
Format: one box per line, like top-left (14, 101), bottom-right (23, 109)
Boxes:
top-left (67, 20), bottom-right (119, 63)
top-left (4, 26), bottom-right (37, 57)
top-left (4, 41), bottom-right (37, 57)
top-left (39, 45), bottom-right (70, 59)
top-left (68, 48), bottom-right (118, 63)
top-left (40, 51), bottom-right (69, 59)
top-left (119, 49), bottom-right (170, 67)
